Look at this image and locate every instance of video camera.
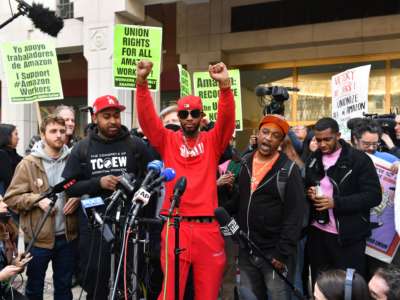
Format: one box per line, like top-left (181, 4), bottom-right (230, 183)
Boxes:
top-left (363, 113), bottom-right (397, 146)
top-left (348, 113), bottom-right (398, 152)
top-left (255, 85), bottom-right (299, 115)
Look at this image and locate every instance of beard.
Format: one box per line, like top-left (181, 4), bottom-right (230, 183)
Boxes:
top-left (44, 138), bottom-right (64, 152)
top-left (97, 124), bottom-right (121, 139)
top-left (181, 123), bottom-right (200, 137)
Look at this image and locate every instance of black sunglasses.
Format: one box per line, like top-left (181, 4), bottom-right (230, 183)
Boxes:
top-left (178, 109), bottom-right (202, 119)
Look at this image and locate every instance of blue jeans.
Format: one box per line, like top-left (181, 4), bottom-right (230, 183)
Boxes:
top-left (25, 236), bottom-right (76, 300)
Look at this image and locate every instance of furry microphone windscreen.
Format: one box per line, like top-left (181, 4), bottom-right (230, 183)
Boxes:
top-left (28, 3), bottom-right (64, 37)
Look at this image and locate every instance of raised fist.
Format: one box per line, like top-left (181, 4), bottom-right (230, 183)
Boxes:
top-left (208, 62), bottom-right (230, 88)
top-left (136, 60), bottom-right (153, 84)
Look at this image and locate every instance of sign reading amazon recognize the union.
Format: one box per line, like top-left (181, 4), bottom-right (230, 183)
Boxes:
top-left (113, 24), bottom-right (162, 91)
top-left (193, 69), bottom-right (243, 131)
top-left (0, 41), bottom-right (63, 103)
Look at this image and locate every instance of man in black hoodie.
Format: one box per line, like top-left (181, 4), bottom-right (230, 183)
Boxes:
top-left (62, 95), bottom-right (151, 300)
top-left (305, 117), bottom-right (381, 283)
top-left (225, 114), bottom-right (305, 300)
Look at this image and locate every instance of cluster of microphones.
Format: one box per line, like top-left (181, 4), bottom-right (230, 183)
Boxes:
top-left (37, 160), bottom-right (187, 242)
top-left (15, 160), bottom-right (239, 248)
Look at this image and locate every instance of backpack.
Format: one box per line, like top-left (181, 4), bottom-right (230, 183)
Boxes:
top-left (276, 160), bottom-right (310, 233)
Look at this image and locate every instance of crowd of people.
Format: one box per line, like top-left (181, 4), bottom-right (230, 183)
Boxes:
top-left (0, 60), bottom-right (399, 300)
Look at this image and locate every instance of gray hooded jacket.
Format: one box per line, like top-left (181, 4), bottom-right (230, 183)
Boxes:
top-left (30, 141), bottom-right (70, 236)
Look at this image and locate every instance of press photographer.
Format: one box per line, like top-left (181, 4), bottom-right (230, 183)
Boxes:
top-left (360, 113), bottom-right (400, 158)
top-left (0, 198), bottom-right (32, 300)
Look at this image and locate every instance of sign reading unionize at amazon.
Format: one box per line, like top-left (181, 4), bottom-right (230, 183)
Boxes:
top-left (0, 41), bottom-right (63, 103)
top-left (193, 70), bottom-right (243, 131)
top-left (331, 65), bottom-right (370, 140)
top-left (113, 25), bottom-right (162, 91)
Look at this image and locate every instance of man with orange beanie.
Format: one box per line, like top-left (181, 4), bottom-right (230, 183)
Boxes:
top-left (224, 114), bottom-right (305, 300)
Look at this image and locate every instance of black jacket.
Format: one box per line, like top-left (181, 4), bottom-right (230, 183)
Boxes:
top-left (225, 152), bottom-right (305, 264)
top-left (305, 140), bottom-right (382, 245)
top-left (63, 125), bottom-right (151, 200)
top-left (0, 147), bottom-right (22, 194)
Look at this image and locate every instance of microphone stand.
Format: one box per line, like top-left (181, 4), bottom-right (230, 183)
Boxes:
top-left (238, 231), bottom-right (307, 300)
top-left (0, 3), bottom-right (28, 30)
top-left (8, 192), bottom-right (59, 289)
top-left (168, 196), bottom-right (183, 300)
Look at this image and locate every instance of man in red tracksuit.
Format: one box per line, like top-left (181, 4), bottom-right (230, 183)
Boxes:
top-left (135, 60), bottom-right (235, 300)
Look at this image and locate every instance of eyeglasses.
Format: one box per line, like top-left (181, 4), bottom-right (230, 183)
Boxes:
top-left (360, 140), bottom-right (380, 148)
top-left (178, 109), bottom-right (202, 119)
top-left (315, 136), bottom-right (335, 143)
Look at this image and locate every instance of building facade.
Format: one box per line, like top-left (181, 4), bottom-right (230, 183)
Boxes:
top-left (1, 0), bottom-right (400, 151)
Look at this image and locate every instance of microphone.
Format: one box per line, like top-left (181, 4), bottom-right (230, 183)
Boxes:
top-left (214, 207), bottom-right (241, 240)
top-left (141, 160), bottom-right (163, 189)
top-left (168, 176), bottom-right (187, 217)
top-left (106, 173), bottom-right (136, 212)
top-left (147, 168), bottom-right (176, 191)
top-left (81, 195), bottom-right (114, 243)
top-left (214, 207), bottom-right (307, 300)
top-left (15, 0), bottom-right (64, 37)
top-left (38, 178), bottom-right (77, 201)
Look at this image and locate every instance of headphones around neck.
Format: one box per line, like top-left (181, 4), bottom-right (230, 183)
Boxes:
top-left (344, 268), bottom-right (355, 300)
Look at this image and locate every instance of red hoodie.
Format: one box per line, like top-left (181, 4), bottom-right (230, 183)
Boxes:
top-left (136, 82), bottom-right (235, 216)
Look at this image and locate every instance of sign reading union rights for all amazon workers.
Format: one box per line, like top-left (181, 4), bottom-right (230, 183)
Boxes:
top-left (0, 41), bottom-right (63, 103)
top-left (193, 69), bottom-right (243, 131)
top-left (113, 24), bottom-right (162, 91)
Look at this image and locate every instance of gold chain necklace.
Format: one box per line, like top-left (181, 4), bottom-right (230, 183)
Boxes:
top-left (251, 152), bottom-right (278, 184)
top-left (182, 133), bottom-right (201, 151)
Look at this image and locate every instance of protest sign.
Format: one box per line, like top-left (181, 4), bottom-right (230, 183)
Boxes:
top-left (331, 65), bottom-right (370, 140)
top-left (193, 69), bottom-right (243, 131)
top-left (1, 41), bottom-right (63, 103)
top-left (366, 155), bottom-right (400, 263)
top-left (113, 24), bottom-right (162, 91)
top-left (178, 64), bottom-right (192, 97)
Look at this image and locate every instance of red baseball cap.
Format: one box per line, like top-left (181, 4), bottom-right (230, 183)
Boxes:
top-left (259, 114), bottom-right (289, 135)
top-left (177, 95), bottom-right (203, 111)
top-left (92, 95), bottom-right (126, 114)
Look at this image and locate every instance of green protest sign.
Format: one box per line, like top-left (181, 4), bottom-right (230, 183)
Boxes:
top-left (178, 64), bottom-right (192, 97)
top-left (193, 69), bottom-right (243, 131)
top-left (0, 41), bottom-right (63, 103)
top-left (113, 24), bottom-right (162, 91)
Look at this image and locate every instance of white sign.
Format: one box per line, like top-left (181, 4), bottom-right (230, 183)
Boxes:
top-left (331, 65), bottom-right (371, 140)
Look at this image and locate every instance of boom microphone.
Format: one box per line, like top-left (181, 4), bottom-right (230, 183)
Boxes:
top-left (214, 207), bottom-right (241, 240)
top-left (15, 0), bottom-right (64, 37)
top-left (214, 207), bottom-right (307, 300)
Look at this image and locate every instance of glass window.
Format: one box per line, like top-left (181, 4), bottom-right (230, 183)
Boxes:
top-left (237, 68), bottom-right (293, 150)
top-left (391, 60), bottom-right (400, 112)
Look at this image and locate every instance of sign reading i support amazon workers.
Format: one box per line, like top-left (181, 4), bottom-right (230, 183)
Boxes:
top-left (193, 69), bottom-right (243, 131)
top-left (113, 24), bottom-right (162, 91)
top-left (0, 41), bottom-right (63, 103)
top-left (331, 65), bottom-right (371, 140)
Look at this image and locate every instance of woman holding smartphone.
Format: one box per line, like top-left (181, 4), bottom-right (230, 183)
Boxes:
top-left (0, 198), bottom-right (31, 300)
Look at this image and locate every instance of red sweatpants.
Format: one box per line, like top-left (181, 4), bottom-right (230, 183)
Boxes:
top-left (158, 220), bottom-right (226, 300)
